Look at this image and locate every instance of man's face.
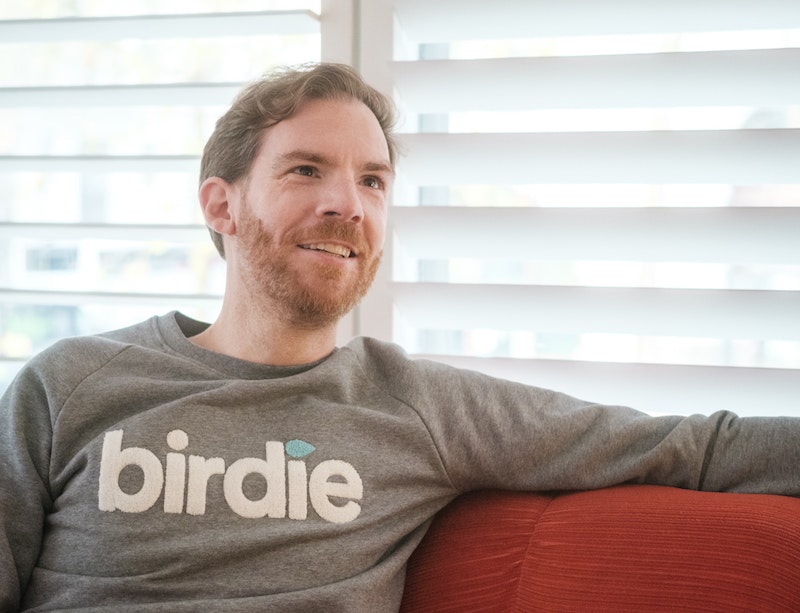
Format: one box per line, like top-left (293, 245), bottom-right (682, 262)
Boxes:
top-left (232, 97), bottom-right (393, 328)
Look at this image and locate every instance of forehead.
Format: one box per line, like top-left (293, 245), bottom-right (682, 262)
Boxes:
top-left (258, 97), bottom-right (391, 165)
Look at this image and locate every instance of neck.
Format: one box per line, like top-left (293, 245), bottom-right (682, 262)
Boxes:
top-left (189, 299), bottom-right (339, 366)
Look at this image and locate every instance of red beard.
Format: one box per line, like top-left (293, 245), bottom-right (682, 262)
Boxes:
top-left (236, 206), bottom-right (382, 329)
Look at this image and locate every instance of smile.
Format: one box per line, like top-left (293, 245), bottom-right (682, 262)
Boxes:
top-left (299, 243), bottom-right (354, 258)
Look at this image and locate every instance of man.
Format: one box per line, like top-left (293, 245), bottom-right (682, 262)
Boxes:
top-left (1, 62), bottom-right (798, 612)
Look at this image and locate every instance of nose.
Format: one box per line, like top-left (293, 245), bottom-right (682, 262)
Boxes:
top-left (317, 177), bottom-right (364, 223)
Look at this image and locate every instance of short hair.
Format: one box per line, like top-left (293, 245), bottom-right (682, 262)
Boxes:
top-left (199, 62), bottom-right (399, 258)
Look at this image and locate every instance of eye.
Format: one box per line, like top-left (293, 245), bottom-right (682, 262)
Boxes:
top-left (362, 176), bottom-right (384, 190)
top-left (293, 165), bottom-right (316, 177)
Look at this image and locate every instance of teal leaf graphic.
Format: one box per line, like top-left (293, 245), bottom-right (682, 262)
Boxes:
top-left (285, 439), bottom-right (316, 458)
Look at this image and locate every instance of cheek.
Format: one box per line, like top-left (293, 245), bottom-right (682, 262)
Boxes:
top-left (366, 196), bottom-right (388, 243)
top-left (367, 214), bottom-right (387, 250)
top-left (252, 192), bottom-right (304, 235)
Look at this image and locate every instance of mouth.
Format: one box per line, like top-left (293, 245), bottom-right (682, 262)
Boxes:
top-left (299, 242), bottom-right (355, 258)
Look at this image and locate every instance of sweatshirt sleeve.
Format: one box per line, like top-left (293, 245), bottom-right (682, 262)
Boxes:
top-left (369, 345), bottom-right (800, 496)
top-left (0, 336), bottom-right (130, 611)
top-left (0, 363), bottom-right (54, 612)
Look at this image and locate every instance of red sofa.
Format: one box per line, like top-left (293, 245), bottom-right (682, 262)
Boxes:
top-left (401, 485), bottom-right (800, 612)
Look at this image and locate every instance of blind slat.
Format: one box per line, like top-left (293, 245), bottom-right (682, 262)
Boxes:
top-left (394, 49), bottom-right (800, 112)
top-left (394, 282), bottom-right (800, 340)
top-left (417, 354), bottom-right (800, 417)
top-left (0, 11), bottom-right (319, 42)
top-left (399, 129), bottom-right (800, 184)
top-left (0, 155), bottom-right (198, 173)
top-left (0, 288), bottom-right (221, 308)
top-left (0, 223), bottom-right (207, 242)
top-left (0, 83), bottom-right (242, 108)
top-left (391, 207), bottom-right (800, 264)
top-left (395, 0), bottom-right (800, 42)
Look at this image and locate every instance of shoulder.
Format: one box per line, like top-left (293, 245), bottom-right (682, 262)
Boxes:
top-left (341, 336), bottom-right (558, 411)
top-left (341, 336), bottom-right (488, 400)
top-left (344, 336), bottom-right (492, 379)
top-left (12, 315), bottom-right (167, 404)
top-left (30, 332), bottom-right (131, 375)
top-left (344, 336), bottom-right (433, 379)
top-left (39, 314), bottom-right (164, 365)
top-left (344, 335), bottom-right (409, 364)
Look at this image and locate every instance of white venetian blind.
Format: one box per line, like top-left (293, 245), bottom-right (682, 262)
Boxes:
top-left (0, 1), bottom-right (322, 392)
top-left (366, 0), bottom-right (800, 417)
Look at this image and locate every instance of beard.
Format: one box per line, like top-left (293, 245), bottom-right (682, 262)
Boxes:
top-left (236, 205), bottom-right (382, 330)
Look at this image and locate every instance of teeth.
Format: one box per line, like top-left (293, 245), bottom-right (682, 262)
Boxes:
top-left (302, 243), bottom-right (352, 258)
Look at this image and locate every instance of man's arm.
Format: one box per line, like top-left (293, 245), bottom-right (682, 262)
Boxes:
top-left (356, 339), bottom-right (800, 497)
top-left (0, 364), bottom-right (54, 612)
top-left (693, 413), bottom-right (800, 494)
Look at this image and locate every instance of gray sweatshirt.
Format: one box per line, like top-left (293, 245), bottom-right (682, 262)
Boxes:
top-left (1, 311), bottom-right (798, 612)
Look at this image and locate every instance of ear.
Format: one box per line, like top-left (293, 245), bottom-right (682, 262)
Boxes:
top-left (199, 177), bottom-right (239, 238)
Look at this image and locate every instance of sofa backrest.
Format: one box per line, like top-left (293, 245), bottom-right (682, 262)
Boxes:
top-left (401, 485), bottom-right (800, 612)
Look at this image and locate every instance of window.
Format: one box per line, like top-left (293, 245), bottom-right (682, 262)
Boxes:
top-left (356, 0), bottom-right (800, 417)
top-left (0, 1), bottom-right (322, 390)
top-left (2, 1), bottom-right (799, 419)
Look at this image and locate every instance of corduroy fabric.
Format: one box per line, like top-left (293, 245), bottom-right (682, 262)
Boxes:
top-left (401, 490), bottom-right (556, 612)
top-left (401, 485), bottom-right (800, 612)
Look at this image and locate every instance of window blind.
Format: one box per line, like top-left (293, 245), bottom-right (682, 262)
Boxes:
top-left (0, 3), bottom-right (322, 391)
top-left (2, 1), bottom-right (798, 419)
top-left (357, 0), bottom-right (800, 417)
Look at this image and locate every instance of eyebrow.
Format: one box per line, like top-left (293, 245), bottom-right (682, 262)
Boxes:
top-left (273, 150), bottom-right (394, 176)
top-left (273, 150), bottom-right (325, 169)
top-left (363, 161), bottom-right (395, 176)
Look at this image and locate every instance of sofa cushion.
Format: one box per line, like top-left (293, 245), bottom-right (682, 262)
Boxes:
top-left (401, 485), bottom-right (800, 612)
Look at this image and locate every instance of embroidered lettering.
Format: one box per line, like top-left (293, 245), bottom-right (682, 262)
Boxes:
top-left (98, 429), bottom-right (363, 523)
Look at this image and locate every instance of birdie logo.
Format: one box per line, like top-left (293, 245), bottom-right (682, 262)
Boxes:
top-left (98, 429), bottom-right (363, 523)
